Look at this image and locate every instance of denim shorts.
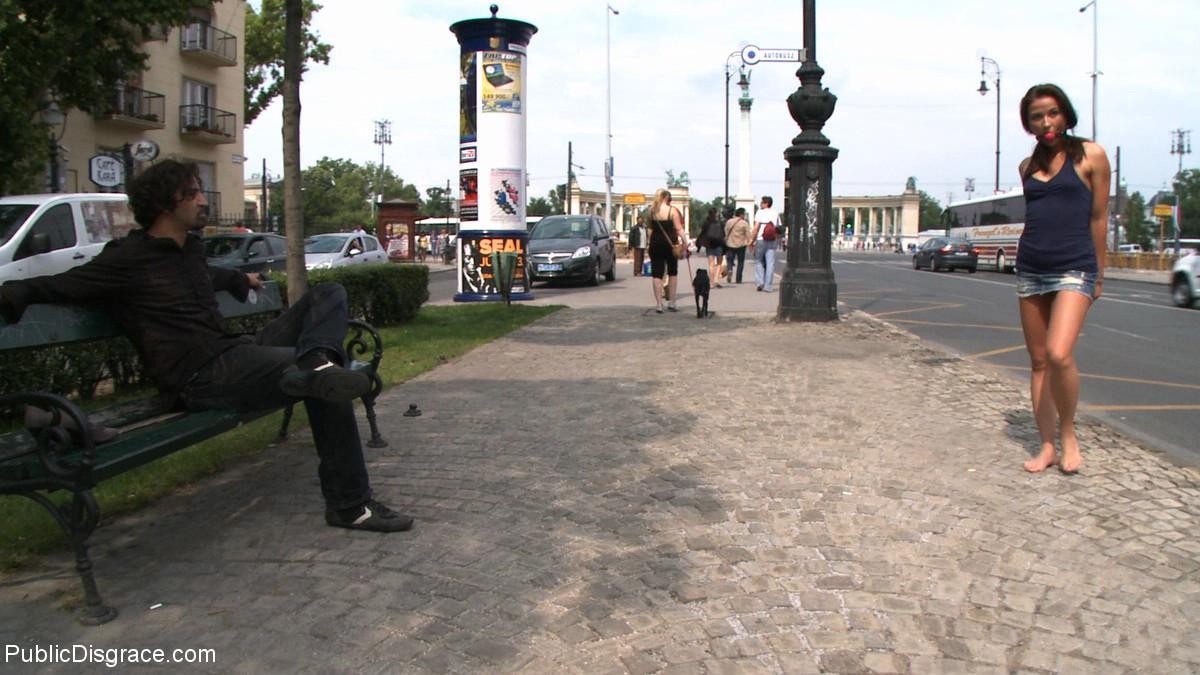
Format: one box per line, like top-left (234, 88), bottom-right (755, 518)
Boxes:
top-left (1015, 270), bottom-right (1097, 299)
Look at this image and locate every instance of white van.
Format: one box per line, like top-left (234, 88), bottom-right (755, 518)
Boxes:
top-left (0, 193), bottom-right (136, 282)
top-left (1117, 243), bottom-right (1143, 253)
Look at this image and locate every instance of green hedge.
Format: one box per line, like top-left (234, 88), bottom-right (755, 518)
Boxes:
top-left (0, 263), bottom-right (429, 402)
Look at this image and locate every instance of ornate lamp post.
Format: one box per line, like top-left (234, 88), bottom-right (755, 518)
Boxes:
top-left (977, 56), bottom-right (1001, 193)
top-left (39, 101), bottom-right (67, 193)
top-left (777, 0), bottom-right (838, 322)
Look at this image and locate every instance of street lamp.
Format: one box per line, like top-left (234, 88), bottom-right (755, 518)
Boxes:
top-left (372, 119), bottom-right (392, 223)
top-left (1080, 1), bottom-right (1099, 140)
top-left (604, 4), bottom-right (618, 231)
top-left (977, 56), bottom-right (1001, 194)
top-left (39, 101), bottom-right (67, 193)
top-left (723, 49), bottom-right (741, 216)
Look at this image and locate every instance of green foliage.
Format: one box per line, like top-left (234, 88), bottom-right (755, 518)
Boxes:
top-left (420, 185), bottom-right (452, 218)
top-left (1173, 169), bottom-right (1200, 239)
top-left (266, 157), bottom-right (421, 233)
top-left (917, 190), bottom-right (943, 231)
top-left (549, 184), bottom-right (566, 214)
top-left (0, 337), bottom-right (143, 403)
top-left (688, 197), bottom-right (725, 237)
top-left (1122, 192), bottom-right (1152, 249)
top-left (527, 196), bottom-right (552, 216)
top-left (0, 0), bottom-right (209, 195)
top-left (244, 0), bottom-right (331, 126)
top-left (273, 264), bottom-right (429, 327)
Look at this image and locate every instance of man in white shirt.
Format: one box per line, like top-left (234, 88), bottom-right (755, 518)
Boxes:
top-left (750, 196), bottom-right (782, 292)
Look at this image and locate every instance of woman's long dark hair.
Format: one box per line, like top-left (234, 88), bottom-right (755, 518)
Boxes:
top-left (1019, 83), bottom-right (1087, 180)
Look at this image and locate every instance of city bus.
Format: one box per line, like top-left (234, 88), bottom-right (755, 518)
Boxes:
top-left (941, 191), bottom-right (1025, 272)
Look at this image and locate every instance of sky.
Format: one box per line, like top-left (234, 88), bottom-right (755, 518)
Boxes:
top-left (242, 0), bottom-right (1199, 208)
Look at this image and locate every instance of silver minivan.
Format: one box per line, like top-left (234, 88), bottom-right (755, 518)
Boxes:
top-left (0, 193), bottom-right (136, 282)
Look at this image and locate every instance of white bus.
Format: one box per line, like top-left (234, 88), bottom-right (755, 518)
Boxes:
top-left (941, 191), bottom-right (1025, 272)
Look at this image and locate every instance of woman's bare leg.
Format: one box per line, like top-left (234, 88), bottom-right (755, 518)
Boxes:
top-left (1044, 291), bottom-right (1093, 473)
top-left (666, 274), bottom-right (678, 308)
top-left (1019, 295), bottom-right (1058, 472)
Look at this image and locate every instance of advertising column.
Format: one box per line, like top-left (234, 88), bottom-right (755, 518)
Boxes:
top-left (450, 8), bottom-right (538, 301)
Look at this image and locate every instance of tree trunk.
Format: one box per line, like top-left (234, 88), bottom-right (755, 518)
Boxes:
top-left (282, 0), bottom-right (307, 302)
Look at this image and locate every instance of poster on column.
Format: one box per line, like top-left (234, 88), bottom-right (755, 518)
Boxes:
top-left (459, 168), bottom-right (479, 222)
top-left (459, 53), bottom-right (477, 143)
top-left (481, 52), bottom-right (522, 114)
top-left (489, 168), bottom-right (522, 224)
top-left (459, 233), bottom-right (527, 296)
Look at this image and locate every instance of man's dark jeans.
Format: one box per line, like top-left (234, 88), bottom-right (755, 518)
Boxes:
top-left (181, 283), bottom-right (371, 511)
top-left (724, 246), bottom-right (747, 283)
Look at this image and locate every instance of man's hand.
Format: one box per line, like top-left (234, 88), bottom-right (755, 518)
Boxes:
top-left (247, 273), bottom-right (266, 290)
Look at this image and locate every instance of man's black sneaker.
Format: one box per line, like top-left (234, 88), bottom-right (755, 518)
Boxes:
top-left (326, 500), bottom-right (414, 532)
top-left (279, 363), bottom-right (371, 402)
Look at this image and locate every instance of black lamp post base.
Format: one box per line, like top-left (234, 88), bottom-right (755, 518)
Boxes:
top-left (778, 266), bottom-right (838, 322)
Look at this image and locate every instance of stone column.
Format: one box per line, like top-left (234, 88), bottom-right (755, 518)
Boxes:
top-left (734, 69), bottom-right (756, 218)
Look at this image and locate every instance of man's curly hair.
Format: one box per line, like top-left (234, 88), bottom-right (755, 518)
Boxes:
top-left (127, 159), bottom-right (201, 228)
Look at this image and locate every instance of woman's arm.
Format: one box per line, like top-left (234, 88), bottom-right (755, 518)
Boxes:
top-left (672, 207), bottom-right (687, 242)
top-left (1085, 142), bottom-right (1111, 286)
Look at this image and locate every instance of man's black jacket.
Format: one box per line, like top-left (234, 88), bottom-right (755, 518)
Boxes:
top-left (0, 230), bottom-right (253, 397)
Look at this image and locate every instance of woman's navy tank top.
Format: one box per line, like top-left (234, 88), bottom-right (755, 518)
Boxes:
top-left (1017, 159), bottom-right (1096, 273)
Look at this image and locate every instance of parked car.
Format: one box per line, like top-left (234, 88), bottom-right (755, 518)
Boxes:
top-left (303, 233), bottom-right (388, 270)
top-left (912, 236), bottom-right (978, 273)
top-left (204, 233), bottom-right (289, 275)
top-left (0, 193), bottom-right (135, 282)
top-left (525, 215), bottom-right (616, 286)
top-left (1117, 243), bottom-right (1144, 253)
top-left (1170, 250), bottom-right (1199, 308)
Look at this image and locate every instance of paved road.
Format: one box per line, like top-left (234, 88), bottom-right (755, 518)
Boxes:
top-left (6, 257), bottom-right (1197, 673)
top-left (831, 252), bottom-right (1199, 466)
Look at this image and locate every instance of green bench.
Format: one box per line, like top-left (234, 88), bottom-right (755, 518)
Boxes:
top-left (0, 283), bottom-right (386, 624)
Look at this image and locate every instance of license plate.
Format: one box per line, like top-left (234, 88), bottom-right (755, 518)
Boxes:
top-left (537, 263), bottom-right (562, 272)
top-left (954, 251), bottom-right (968, 256)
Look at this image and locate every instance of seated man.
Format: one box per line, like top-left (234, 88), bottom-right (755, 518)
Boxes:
top-left (0, 160), bottom-right (412, 533)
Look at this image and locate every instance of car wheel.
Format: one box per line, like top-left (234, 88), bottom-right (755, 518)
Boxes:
top-left (604, 256), bottom-right (616, 281)
top-left (968, 266), bottom-right (977, 274)
top-left (589, 261), bottom-right (601, 286)
top-left (995, 250), bottom-right (1007, 273)
top-left (1171, 276), bottom-right (1195, 307)
top-left (912, 255), bottom-right (919, 270)
top-left (930, 257), bottom-right (941, 272)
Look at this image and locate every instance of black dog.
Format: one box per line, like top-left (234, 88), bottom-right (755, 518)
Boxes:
top-left (692, 269), bottom-right (711, 318)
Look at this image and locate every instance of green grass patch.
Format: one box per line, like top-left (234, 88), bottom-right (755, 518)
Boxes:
top-left (0, 303), bottom-right (562, 569)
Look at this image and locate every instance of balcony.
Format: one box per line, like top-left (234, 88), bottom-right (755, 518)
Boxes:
top-left (179, 104), bottom-right (236, 144)
top-left (97, 86), bottom-right (166, 130)
top-left (180, 22), bottom-right (237, 66)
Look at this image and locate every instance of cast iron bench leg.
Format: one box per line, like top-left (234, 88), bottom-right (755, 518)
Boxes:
top-left (363, 375), bottom-right (387, 448)
top-left (22, 489), bottom-right (118, 624)
top-left (277, 404), bottom-right (295, 442)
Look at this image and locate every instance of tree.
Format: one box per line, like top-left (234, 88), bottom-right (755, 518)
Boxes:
top-left (1122, 192), bottom-right (1152, 250)
top-left (421, 186), bottom-right (451, 218)
top-left (688, 197), bottom-right (724, 237)
top-left (527, 196), bottom-right (552, 217)
top-left (917, 190), bottom-right (943, 231)
top-left (0, 0), bottom-right (209, 195)
top-left (244, 0), bottom-right (331, 126)
top-left (1173, 168), bottom-right (1200, 239)
top-left (547, 184), bottom-right (565, 214)
top-left (267, 157), bottom-right (419, 232)
top-left (282, 0), bottom-right (307, 301)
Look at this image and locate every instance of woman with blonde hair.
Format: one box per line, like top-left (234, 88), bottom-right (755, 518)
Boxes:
top-left (646, 188), bottom-right (687, 313)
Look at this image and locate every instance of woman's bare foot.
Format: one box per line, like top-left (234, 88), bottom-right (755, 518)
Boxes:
top-left (1059, 434), bottom-right (1083, 474)
top-left (1024, 444), bottom-right (1058, 473)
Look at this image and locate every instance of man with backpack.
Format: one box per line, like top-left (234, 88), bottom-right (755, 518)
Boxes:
top-left (750, 196), bottom-right (781, 292)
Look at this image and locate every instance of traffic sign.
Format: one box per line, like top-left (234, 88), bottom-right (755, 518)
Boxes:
top-left (130, 139), bottom-right (159, 162)
top-left (741, 45), bottom-right (806, 66)
top-left (623, 192), bottom-right (646, 205)
top-left (1153, 204), bottom-right (1174, 217)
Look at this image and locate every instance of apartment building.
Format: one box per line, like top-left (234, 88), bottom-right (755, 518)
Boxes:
top-left (50, 2), bottom-right (245, 222)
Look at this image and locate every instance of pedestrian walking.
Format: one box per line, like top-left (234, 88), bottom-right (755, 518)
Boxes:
top-left (696, 208), bottom-right (726, 287)
top-left (647, 188), bottom-right (687, 313)
top-left (722, 207), bottom-right (751, 284)
top-left (750, 196), bottom-right (781, 292)
top-left (0, 160), bottom-right (414, 532)
top-left (1013, 83), bottom-right (1110, 475)
top-left (629, 216), bottom-right (648, 276)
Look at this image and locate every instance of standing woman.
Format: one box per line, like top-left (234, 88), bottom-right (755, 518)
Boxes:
top-left (1015, 84), bottom-right (1110, 474)
top-left (647, 188), bottom-right (687, 313)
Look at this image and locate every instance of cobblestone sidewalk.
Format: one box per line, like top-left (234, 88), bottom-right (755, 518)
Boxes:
top-left (2, 305), bottom-right (1198, 674)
